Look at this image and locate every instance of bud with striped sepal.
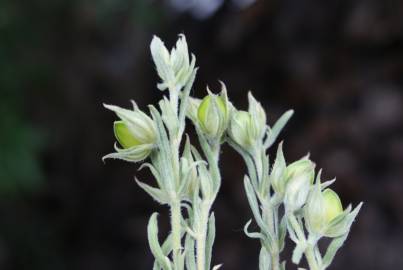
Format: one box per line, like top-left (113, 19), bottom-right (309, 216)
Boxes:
top-left (150, 34), bottom-right (196, 91)
top-left (304, 175), bottom-right (363, 238)
top-left (197, 83), bottom-right (231, 140)
top-left (228, 92), bottom-right (267, 150)
top-left (103, 103), bottom-right (156, 162)
top-left (283, 158), bottom-right (316, 212)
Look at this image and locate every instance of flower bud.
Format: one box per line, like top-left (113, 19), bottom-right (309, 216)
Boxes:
top-left (114, 121), bottom-right (142, 148)
top-left (197, 87), bottom-right (230, 140)
top-left (228, 93), bottom-right (267, 150)
top-left (284, 173), bottom-right (311, 212)
top-left (283, 159), bottom-right (315, 212)
top-left (103, 104), bottom-right (157, 162)
top-left (285, 159), bottom-right (315, 184)
top-left (150, 34), bottom-right (196, 91)
top-left (304, 186), bottom-right (346, 237)
top-left (228, 110), bottom-right (253, 147)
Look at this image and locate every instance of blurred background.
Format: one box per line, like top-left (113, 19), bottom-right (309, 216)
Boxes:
top-left (1, 0), bottom-right (403, 269)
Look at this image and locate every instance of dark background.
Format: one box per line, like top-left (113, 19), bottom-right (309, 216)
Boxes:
top-left (1, 0), bottom-right (403, 269)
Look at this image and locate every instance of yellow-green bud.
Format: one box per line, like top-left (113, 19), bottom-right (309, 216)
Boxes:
top-left (114, 121), bottom-right (142, 148)
top-left (228, 93), bottom-right (267, 150)
top-left (304, 187), bottom-right (344, 237)
top-left (197, 95), bottom-right (228, 139)
top-left (103, 104), bottom-right (157, 162)
top-left (228, 110), bottom-right (253, 148)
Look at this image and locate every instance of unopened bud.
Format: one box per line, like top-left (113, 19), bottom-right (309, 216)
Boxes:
top-left (103, 104), bottom-right (156, 162)
top-left (197, 85), bottom-right (230, 140)
top-left (283, 158), bottom-right (315, 212)
top-left (304, 185), bottom-right (347, 237)
top-left (228, 110), bottom-right (253, 148)
top-left (228, 92), bottom-right (267, 150)
top-left (150, 35), bottom-right (196, 91)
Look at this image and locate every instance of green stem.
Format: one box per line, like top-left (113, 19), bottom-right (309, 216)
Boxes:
top-left (263, 204), bottom-right (276, 237)
top-left (193, 140), bottom-right (220, 270)
top-left (305, 244), bottom-right (320, 270)
top-left (288, 215), bottom-right (321, 270)
top-left (271, 249), bottom-right (280, 270)
top-left (288, 214), bottom-right (305, 242)
top-left (196, 203), bottom-right (210, 270)
top-left (253, 146), bottom-right (263, 185)
top-left (262, 205), bottom-right (281, 270)
top-left (171, 138), bottom-right (181, 188)
top-left (170, 200), bottom-right (182, 267)
top-left (169, 86), bottom-right (179, 116)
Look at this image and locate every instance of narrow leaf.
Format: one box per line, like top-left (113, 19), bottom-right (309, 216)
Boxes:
top-left (136, 178), bottom-right (169, 205)
top-left (264, 110), bottom-right (294, 149)
top-left (291, 242), bottom-right (306, 264)
top-left (278, 215), bottom-right (287, 251)
top-left (147, 213), bottom-right (172, 270)
top-left (244, 220), bottom-right (265, 240)
top-left (244, 176), bottom-right (272, 240)
top-left (139, 162), bottom-right (165, 190)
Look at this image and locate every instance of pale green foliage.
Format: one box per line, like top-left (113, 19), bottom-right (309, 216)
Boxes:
top-left (231, 111), bottom-right (362, 270)
top-left (103, 34), bottom-right (362, 270)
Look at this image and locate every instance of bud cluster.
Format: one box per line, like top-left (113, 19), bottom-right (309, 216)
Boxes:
top-left (102, 34), bottom-right (362, 270)
top-left (227, 94), bottom-right (362, 270)
top-left (238, 137), bottom-right (362, 270)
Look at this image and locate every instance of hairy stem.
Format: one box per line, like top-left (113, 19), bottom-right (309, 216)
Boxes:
top-left (170, 200), bottom-right (182, 266)
top-left (271, 249), bottom-right (280, 270)
top-left (262, 204), bottom-right (281, 270)
top-left (195, 142), bottom-right (220, 270)
top-left (288, 215), bottom-right (321, 270)
top-left (305, 244), bottom-right (320, 270)
top-left (196, 203), bottom-right (210, 270)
